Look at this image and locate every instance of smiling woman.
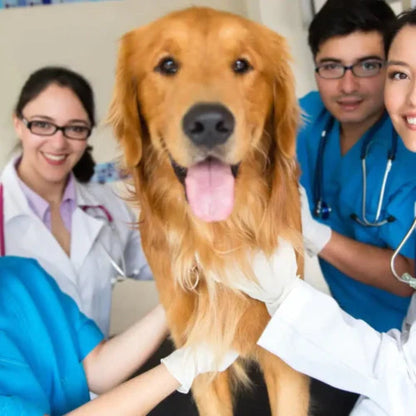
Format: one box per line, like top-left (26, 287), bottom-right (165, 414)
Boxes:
top-left (384, 23), bottom-right (416, 151)
top-left (0, 66), bottom-right (153, 337)
top-left (14, 83), bottom-right (91, 203)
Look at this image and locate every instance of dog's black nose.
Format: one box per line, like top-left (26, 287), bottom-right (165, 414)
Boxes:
top-left (182, 103), bottom-right (235, 148)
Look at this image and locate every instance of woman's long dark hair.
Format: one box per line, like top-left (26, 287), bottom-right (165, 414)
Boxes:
top-left (15, 66), bottom-right (97, 183)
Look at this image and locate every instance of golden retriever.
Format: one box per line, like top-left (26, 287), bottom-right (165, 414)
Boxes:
top-left (109, 7), bottom-right (309, 415)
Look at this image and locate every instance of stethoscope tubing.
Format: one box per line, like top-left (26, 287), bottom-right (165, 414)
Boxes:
top-left (80, 204), bottom-right (128, 280)
top-left (314, 114), bottom-right (398, 226)
top-left (357, 157), bottom-right (393, 226)
top-left (80, 204), bottom-right (114, 223)
top-left (390, 217), bottom-right (416, 289)
top-left (311, 115), bottom-right (416, 286)
top-left (313, 117), bottom-right (334, 218)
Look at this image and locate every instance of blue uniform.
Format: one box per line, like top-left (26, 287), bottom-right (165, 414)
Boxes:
top-left (0, 257), bottom-right (104, 415)
top-left (298, 91), bottom-right (416, 332)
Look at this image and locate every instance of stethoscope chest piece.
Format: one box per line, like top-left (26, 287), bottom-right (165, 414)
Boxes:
top-left (313, 199), bottom-right (332, 220)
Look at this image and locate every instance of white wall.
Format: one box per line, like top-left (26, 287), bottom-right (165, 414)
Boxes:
top-left (0, 0), bottom-right (248, 169)
top-left (258, 0), bottom-right (316, 98)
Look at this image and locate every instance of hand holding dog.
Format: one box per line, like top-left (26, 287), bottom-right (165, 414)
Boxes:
top-left (161, 345), bottom-right (238, 393)
top-left (231, 239), bottom-right (300, 316)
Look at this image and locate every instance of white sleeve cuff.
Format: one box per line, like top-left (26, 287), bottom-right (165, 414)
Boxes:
top-left (258, 280), bottom-right (380, 397)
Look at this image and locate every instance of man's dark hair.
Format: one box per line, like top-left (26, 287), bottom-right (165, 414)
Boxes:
top-left (308, 0), bottom-right (396, 57)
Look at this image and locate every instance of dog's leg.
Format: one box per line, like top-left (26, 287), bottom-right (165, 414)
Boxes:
top-left (191, 370), bottom-right (234, 416)
top-left (257, 346), bottom-right (310, 416)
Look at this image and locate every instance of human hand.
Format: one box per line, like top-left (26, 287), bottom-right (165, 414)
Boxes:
top-left (230, 239), bottom-right (300, 315)
top-left (161, 344), bottom-right (238, 393)
top-left (300, 185), bottom-right (331, 257)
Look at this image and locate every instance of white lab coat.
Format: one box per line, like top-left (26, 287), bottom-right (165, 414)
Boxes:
top-left (258, 279), bottom-right (416, 416)
top-left (1, 158), bottom-right (152, 336)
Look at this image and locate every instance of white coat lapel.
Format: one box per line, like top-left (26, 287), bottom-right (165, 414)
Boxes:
top-left (2, 160), bottom-right (78, 283)
top-left (2, 158), bottom-right (32, 223)
top-left (71, 182), bottom-right (106, 272)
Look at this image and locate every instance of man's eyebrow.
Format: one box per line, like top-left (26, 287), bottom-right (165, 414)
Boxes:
top-left (316, 58), bottom-right (342, 64)
top-left (356, 55), bottom-right (384, 62)
top-left (316, 55), bottom-right (384, 64)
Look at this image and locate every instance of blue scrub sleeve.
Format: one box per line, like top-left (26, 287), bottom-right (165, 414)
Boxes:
top-left (7, 257), bottom-right (104, 363)
top-left (0, 397), bottom-right (46, 416)
top-left (0, 331), bottom-right (50, 416)
top-left (53, 286), bottom-right (104, 361)
top-left (0, 257), bottom-right (104, 415)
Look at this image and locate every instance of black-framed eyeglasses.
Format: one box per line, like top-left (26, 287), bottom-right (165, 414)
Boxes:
top-left (21, 117), bottom-right (92, 141)
top-left (315, 59), bottom-right (385, 80)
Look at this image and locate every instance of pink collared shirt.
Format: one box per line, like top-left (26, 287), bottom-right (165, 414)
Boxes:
top-left (17, 171), bottom-right (77, 232)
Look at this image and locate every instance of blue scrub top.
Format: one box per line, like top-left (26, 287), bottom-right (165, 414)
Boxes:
top-left (298, 91), bottom-right (416, 332)
top-left (0, 256), bottom-right (104, 415)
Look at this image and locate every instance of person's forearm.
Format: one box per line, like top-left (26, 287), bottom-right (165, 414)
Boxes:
top-left (258, 281), bottom-right (416, 415)
top-left (83, 304), bottom-right (169, 393)
top-left (65, 364), bottom-right (179, 416)
top-left (320, 231), bottom-right (414, 296)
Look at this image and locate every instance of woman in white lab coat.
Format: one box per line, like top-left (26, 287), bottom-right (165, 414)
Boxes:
top-left (0, 66), bottom-right (152, 336)
top-left (236, 9), bottom-right (416, 416)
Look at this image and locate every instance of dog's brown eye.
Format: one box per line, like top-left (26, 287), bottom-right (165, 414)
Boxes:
top-left (155, 57), bottom-right (179, 75)
top-left (232, 58), bottom-right (252, 74)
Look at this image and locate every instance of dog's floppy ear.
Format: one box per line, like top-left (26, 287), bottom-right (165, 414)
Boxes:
top-left (269, 33), bottom-right (299, 160)
top-left (263, 30), bottom-right (302, 248)
top-left (108, 31), bottom-right (143, 168)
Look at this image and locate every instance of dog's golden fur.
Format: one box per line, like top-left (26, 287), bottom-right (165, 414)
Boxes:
top-left (109, 7), bottom-right (309, 415)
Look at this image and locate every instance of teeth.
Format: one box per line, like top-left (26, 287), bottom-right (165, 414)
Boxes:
top-left (407, 117), bottom-right (416, 126)
top-left (44, 153), bottom-right (66, 161)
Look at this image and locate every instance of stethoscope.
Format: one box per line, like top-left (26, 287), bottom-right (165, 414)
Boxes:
top-left (313, 114), bottom-right (398, 226)
top-left (390, 217), bottom-right (416, 289)
top-left (312, 116), bottom-right (416, 289)
top-left (0, 183), bottom-right (128, 283)
top-left (80, 204), bottom-right (128, 283)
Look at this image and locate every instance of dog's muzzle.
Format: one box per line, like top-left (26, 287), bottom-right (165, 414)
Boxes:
top-left (168, 103), bottom-right (240, 223)
top-left (182, 103), bottom-right (235, 148)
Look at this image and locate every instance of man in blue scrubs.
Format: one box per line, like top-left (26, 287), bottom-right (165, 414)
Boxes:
top-left (300, 0), bottom-right (416, 332)
top-left (298, 0), bottom-right (416, 413)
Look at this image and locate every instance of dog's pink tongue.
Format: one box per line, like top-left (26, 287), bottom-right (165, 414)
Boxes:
top-left (185, 159), bottom-right (235, 222)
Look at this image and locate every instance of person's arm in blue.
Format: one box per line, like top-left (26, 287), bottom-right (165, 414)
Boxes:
top-left (301, 186), bottom-right (414, 296)
top-left (0, 323), bottom-right (236, 416)
top-left (0, 331), bottom-right (52, 416)
top-left (0, 257), bottom-right (237, 416)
